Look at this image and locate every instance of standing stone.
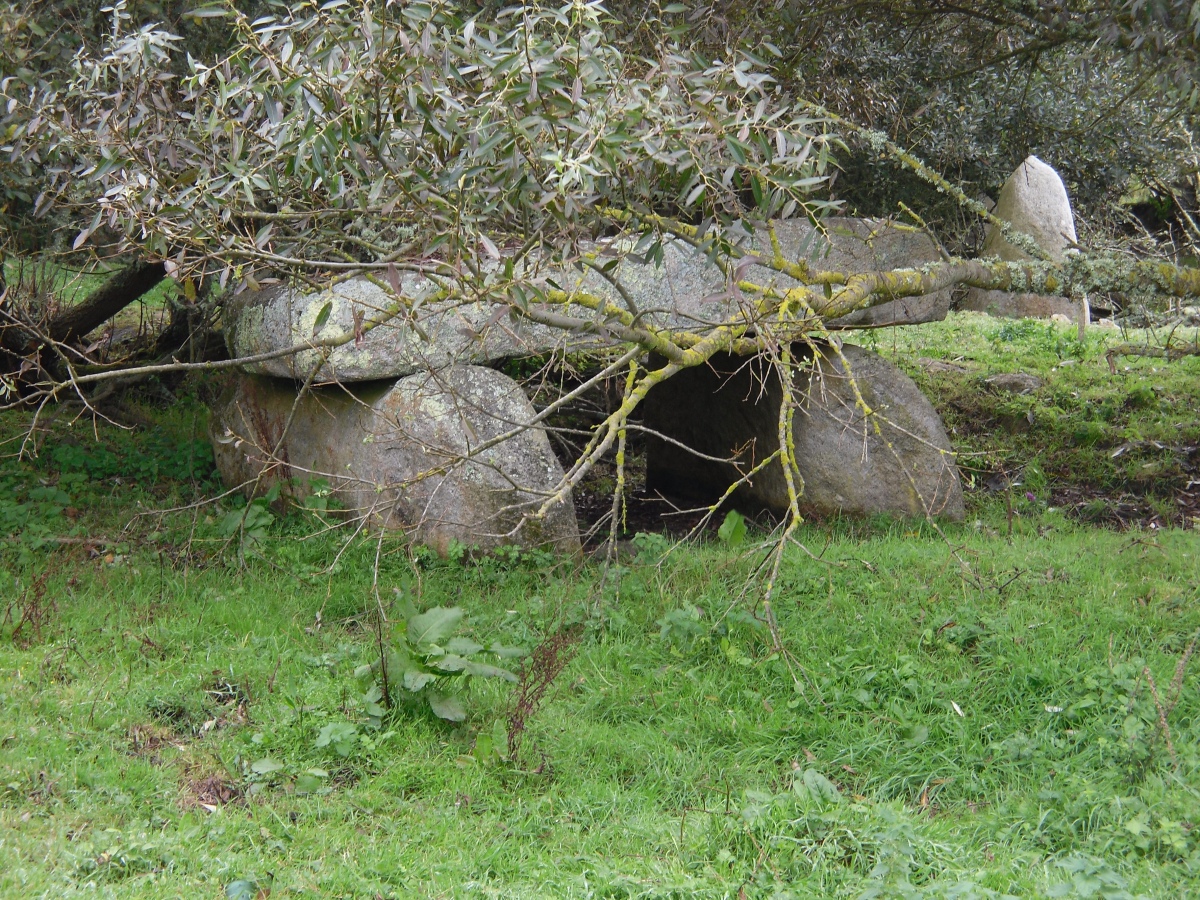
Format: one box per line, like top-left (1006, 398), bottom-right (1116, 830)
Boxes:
top-left (209, 366), bottom-right (580, 554)
top-left (982, 156), bottom-right (1078, 262)
top-left (643, 344), bottom-right (964, 521)
top-left (962, 156), bottom-right (1085, 321)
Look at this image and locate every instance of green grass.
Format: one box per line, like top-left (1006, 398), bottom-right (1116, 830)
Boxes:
top-left (1, 314), bottom-right (1199, 898)
top-left (864, 313), bottom-right (1200, 525)
top-left (2, 401), bottom-right (1200, 898)
top-left (3, 254), bottom-right (178, 317)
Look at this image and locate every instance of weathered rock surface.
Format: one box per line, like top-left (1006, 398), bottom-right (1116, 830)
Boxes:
top-left (224, 218), bottom-right (952, 383)
top-left (223, 274), bottom-right (591, 384)
top-left (209, 366), bottom-right (579, 554)
top-left (782, 219), bottom-right (955, 328)
top-left (960, 290), bottom-right (1086, 322)
top-left (917, 357), bottom-right (972, 374)
top-left (982, 156), bottom-right (1077, 262)
top-left (985, 372), bottom-right (1043, 394)
top-left (643, 343), bottom-right (964, 521)
top-left (962, 156), bottom-right (1084, 321)
top-left (586, 217), bottom-right (953, 332)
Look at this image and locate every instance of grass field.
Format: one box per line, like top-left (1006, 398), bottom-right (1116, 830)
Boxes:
top-left (872, 314), bottom-right (1200, 529)
top-left (1, 313), bottom-right (1199, 898)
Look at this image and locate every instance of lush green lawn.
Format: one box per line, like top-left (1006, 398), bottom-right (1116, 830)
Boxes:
top-left (2, 510), bottom-right (1199, 897)
top-left (3, 255), bottom-right (177, 310)
top-left (872, 313), bottom-right (1200, 527)
top-left (2, 313), bottom-right (1199, 898)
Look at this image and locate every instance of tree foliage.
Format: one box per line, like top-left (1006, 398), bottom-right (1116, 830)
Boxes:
top-left (628, 1), bottom-right (1199, 238)
top-left (5, 0), bottom-right (835, 288)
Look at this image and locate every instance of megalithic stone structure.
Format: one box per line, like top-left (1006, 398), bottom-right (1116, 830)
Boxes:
top-left (960, 156), bottom-right (1086, 322)
top-left (209, 217), bottom-right (970, 552)
top-left (642, 343), bottom-right (965, 522)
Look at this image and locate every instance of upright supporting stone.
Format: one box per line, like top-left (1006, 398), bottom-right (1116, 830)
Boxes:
top-left (643, 344), bottom-right (964, 521)
top-left (210, 366), bottom-right (580, 554)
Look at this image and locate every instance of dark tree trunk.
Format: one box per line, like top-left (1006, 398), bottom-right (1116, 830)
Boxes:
top-left (47, 260), bottom-right (167, 343)
top-left (1, 258), bottom-right (168, 396)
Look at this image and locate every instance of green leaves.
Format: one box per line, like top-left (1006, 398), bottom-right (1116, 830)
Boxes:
top-left (249, 757), bottom-right (284, 775)
top-left (473, 719), bottom-right (511, 764)
top-left (793, 768), bottom-right (842, 805)
top-left (447, 636), bottom-right (484, 655)
top-left (218, 490), bottom-right (277, 559)
top-left (658, 606), bottom-right (707, 648)
top-left (359, 600), bottom-right (523, 724)
top-left (1049, 856), bottom-right (1137, 900)
top-left (314, 722), bottom-right (358, 757)
top-left (463, 660), bottom-right (519, 681)
top-left (294, 768), bottom-right (329, 794)
top-left (718, 509), bottom-right (747, 547)
top-left (225, 879), bottom-right (261, 900)
top-left (407, 606), bottom-right (464, 648)
top-left (13, 0), bottom-right (833, 297)
top-left (311, 300), bottom-right (333, 336)
top-left (427, 692), bottom-right (466, 723)
top-left (185, 6), bottom-right (231, 20)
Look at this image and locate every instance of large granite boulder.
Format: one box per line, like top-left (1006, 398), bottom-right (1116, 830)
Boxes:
top-left (223, 219), bottom-right (952, 383)
top-left (643, 343), bottom-right (964, 521)
top-left (774, 218), bottom-right (955, 329)
top-left (586, 217), bottom-right (954, 331)
top-left (222, 274), bottom-right (598, 384)
top-left (962, 156), bottom-right (1084, 321)
top-left (209, 366), bottom-right (579, 554)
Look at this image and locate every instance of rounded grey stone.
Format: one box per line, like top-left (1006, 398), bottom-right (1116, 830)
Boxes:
top-left (644, 343), bottom-right (965, 521)
top-left (209, 365), bottom-right (579, 554)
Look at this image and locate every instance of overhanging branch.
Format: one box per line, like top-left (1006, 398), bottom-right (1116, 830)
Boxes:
top-left (48, 260), bottom-right (167, 344)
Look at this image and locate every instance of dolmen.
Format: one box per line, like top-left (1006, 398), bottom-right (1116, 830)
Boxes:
top-left (210, 217), bottom-right (967, 553)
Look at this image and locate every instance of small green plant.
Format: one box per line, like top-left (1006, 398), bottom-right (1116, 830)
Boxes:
top-left (247, 754), bottom-right (333, 796)
top-left (994, 318), bottom-right (1043, 344)
top-left (298, 477), bottom-right (333, 514)
top-left (718, 508), bottom-right (747, 546)
top-left (218, 488), bottom-right (278, 557)
top-left (314, 721), bottom-right (359, 757)
top-left (1050, 856), bottom-right (1138, 900)
top-left (471, 719), bottom-right (512, 765)
top-left (1126, 382), bottom-right (1157, 409)
top-left (658, 605), bottom-right (708, 648)
top-left (0, 473), bottom-right (68, 551)
top-left (357, 599), bottom-right (523, 723)
top-left (631, 530), bottom-right (670, 560)
top-left (225, 874), bottom-right (274, 900)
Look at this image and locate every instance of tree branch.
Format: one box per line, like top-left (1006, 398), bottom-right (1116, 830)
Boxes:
top-left (48, 260), bottom-right (167, 344)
